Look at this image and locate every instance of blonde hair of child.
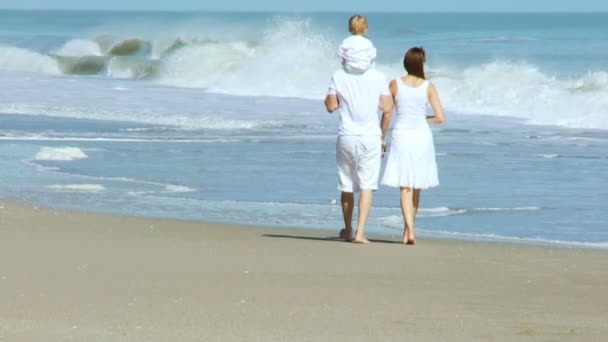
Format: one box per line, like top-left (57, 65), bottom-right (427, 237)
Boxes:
top-left (348, 15), bottom-right (368, 35)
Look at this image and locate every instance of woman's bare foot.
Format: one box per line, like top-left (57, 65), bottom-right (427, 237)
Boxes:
top-left (407, 230), bottom-right (416, 245)
top-left (402, 227), bottom-right (416, 245)
top-left (353, 231), bottom-right (370, 244)
top-left (401, 230), bottom-right (409, 244)
top-left (353, 236), bottom-right (370, 244)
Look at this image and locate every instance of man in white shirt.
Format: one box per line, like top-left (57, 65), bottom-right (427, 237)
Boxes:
top-left (324, 52), bottom-right (393, 244)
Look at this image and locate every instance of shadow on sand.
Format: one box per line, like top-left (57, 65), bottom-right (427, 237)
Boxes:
top-left (262, 233), bottom-right (400, 244)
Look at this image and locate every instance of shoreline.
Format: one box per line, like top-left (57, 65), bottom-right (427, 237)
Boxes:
top-left (1, 199), bottom-right (607, 341)
top-left (2, 196), bottom-right (606, 251)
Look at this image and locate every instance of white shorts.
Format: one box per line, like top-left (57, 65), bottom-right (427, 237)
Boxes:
top-left (336, 135), bottom-right (382, 192)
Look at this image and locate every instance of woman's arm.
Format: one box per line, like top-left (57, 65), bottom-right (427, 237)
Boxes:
top-left (426, 83), bottom-right (445, 124)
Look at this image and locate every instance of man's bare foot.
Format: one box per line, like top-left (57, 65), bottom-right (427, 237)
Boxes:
top-left (339, 228), bottom-right (353, 241)
top-left (406, 239), bottom-right (416, 245)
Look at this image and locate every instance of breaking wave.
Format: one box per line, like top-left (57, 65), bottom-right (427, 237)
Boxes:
top-left (433, 61), bottom-right (608, 130)
top-left (0, 45), bottom-right (61, 74)
top-left (1, 17), bottom-right (607, 130)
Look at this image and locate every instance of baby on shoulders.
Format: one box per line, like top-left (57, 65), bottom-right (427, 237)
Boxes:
top-left (337, 14), bottom-right (377, 73)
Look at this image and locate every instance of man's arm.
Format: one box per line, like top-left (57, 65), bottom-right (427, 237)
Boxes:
top-left (380, 80), bottom-right (395, 141)
top-left (325, 94), bottom-right (339, 113)
top-left (380, 80), bottom-right (396, 154)
top-left (380, 94), bottom-right (393, 147)
top-left (325, 75), bottom-right (339, 113)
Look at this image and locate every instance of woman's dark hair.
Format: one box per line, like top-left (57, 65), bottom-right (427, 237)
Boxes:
top-left (403, 47), bottom-right (426, 79)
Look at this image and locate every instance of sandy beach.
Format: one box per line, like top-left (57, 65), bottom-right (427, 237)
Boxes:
top-left (0, 200), bottom-right (606, 341)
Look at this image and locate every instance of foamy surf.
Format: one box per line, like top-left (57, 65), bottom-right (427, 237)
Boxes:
top-left (434, 62), bottom-right (608, 130)
top-left (417, 229), bottom-right (608, 250)
top-left (0, 15), bottom-right (607, 130)
top-left (0, 45), bottom-right (60, 74)
top-left (34, 147), bottom-right (88, 161)
top-left (0, 101), bottom-right (288, 131)
top-left (163, 185), bottom-right (196, 193)
top-left (54, 39), bottom-right (104, 57)
top-left (2, 56), bottom-right (606, 131)
top-left (46, 184), bottom-right (105, 192)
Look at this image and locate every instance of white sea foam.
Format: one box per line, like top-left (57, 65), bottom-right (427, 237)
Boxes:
top-left (46, 184), bottom-right (105, 192)
top-left (206, 18), bottom-right (337, 99)
top-left (107, 57), bottom-right (157, 79)
top-left (151, 18), bottom-right (338, 100)
top-left (163, 185), bottom-right (196, 193)
top-left (0, 135), bottom-right (242, 143)
top-left (434, 62), bottom-right (608, 130)
top-left (381, 207), bottom-right (541, 228)
top-left (0, 17), bottom-right (606, 131)
top-left (34, 147), bottom-right (88, 161)
top-left (55, 39), bottom-right (103, 57)
top-left (417, 229), bottom-right (608, 250)
top-left (0, 103), bottom-right (283, 131)
top-left (0, 45), bottom-right (60, 74)
top-left (467, 206), bottom-right (541, 212)
top-left (155, 40), bottom-right (608, 130)
top-left (158, 41), bottom-right (254, 88)
top-left (26, 158), bottom-right (199, 198)
top-left (419, 207), bottom-right (469, 216)
top-left (380, 208), bottom-right (465, 226)
top-left (418, 206), bottom-right (541, 214)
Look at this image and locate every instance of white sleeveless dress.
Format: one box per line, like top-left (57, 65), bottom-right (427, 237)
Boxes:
top-left (381, 79), bottom-right (439, 189)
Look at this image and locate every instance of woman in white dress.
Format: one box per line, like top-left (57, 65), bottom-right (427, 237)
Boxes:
top-left (381, 47), bottom-right (445, 245)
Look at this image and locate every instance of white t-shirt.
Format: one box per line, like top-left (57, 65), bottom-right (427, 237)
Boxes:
top-left (327, 69), bottom-right (390, 136)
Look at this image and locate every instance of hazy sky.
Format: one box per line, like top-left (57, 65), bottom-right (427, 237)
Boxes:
top-left (1, 0), bottom-right (607, 12)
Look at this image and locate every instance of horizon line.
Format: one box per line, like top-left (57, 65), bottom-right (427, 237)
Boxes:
top-left (0, 8), bottom-right (607, 14)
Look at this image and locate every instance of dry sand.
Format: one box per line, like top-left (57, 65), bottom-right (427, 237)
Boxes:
top-left (0, 200), bottom-right (606, 341)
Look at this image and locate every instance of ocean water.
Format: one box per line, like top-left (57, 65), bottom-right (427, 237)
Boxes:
top-left (0, 11), bottom-right (607, 248)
